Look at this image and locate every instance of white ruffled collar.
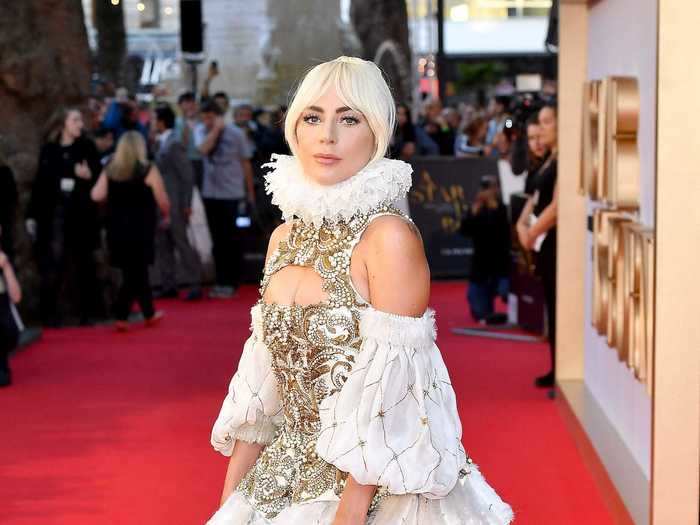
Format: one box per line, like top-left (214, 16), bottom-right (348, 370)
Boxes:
top-left (262, 154), bottom-right (413, 227)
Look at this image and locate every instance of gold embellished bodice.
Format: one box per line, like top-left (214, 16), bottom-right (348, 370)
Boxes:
top-left (237, 205), bottom-right (404, 518)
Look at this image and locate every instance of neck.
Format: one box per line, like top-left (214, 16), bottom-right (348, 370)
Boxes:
top-left (60, 132), bottom-right (74, 146)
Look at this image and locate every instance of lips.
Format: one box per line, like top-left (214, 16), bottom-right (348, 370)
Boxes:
top-left (313, 153), bottom-right (342, 165)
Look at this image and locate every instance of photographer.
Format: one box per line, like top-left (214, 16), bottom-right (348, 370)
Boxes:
top-left (516, 103), bottom-right (558, 388)
top-left (195, 102), bottom-right (255, 298)
top-left (460, 176), bottom-right (511, 323)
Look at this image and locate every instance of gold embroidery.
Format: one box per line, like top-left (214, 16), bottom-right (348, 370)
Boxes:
top-left (238, 206), bottom-right (405, 519)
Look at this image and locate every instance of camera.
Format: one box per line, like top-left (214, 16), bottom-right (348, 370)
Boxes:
top-left (479, 175), bottom-right (496, 190)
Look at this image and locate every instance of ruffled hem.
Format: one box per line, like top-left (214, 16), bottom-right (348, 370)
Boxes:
top-left (228, 420), bottom-right (279, 446)
top-left (206, 464), bottom-right (513, 525)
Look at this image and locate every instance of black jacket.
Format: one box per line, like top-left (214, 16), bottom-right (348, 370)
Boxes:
top-left (460, 202), bottom-right (512, 282)
top-left (0, 166), bottom-right (17, 261)
top-left (27, 136), bottom-right (102, 251)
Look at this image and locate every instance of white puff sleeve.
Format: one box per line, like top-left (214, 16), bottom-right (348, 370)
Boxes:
top-left (315, 307), bottom-right (467, 497)
top-left (211, 304), bottom-right (283, 456)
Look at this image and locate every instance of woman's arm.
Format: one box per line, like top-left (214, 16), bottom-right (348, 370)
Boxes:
top-left (332, 216), bottom-right (430, 524)
top-left (528, 182), bottom-right (558, 239)
top-left (0, 252), bottom-right (21, 304)
top-left (216, 222), bottom-right (291, 506)
top-left (145, 165), bottom-right (171, 218)
top-left (219, 441), bottom-right (265, 506)
top-left (516, 195), bottom-right (535, 248)
top-left (90, 172), bottom-right (109, 202)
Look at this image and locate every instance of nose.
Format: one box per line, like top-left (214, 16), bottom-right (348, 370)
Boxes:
top-left (320, 120), bottom-right (337, 145)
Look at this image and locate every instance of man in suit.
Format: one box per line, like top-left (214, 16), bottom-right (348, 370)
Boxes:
top-left (154, 105), bottom-right (202, 300)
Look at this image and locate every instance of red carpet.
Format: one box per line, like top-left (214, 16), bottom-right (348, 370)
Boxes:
top-left (0, 282), bottom-right (613, 524)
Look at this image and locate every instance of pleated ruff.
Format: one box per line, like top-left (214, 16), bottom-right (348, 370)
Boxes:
top-left (206, 463), bottom-right (514, 525)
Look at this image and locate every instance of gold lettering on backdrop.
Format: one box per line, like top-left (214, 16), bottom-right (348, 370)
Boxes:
top-left (606, 215), bottom-right (633, 349)
top-left (591, 208), bottom-right (655, 390)
top-left (584, 76), bottom-right (650, 390)
top-left (581, 80), bottom-right (604, 199)
top-left (411, 169), bottom-right (469, 234)
top-left (605, 77), bottom-right (640, 209)
top-left (581, 76), bottom-right (639, 209)
top-left (592, 208), bottom-right (626, 333)
top-left (596, 78), bottom-right (610, 201)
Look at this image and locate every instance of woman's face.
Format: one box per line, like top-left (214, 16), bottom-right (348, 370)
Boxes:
top-left (397, 105), bottom-right (408, 127)
top-left (295, 87), bottom-right (375, 186)
top-left (63, 110), bottom-right (84, 140)
top-left (538, 107), bottom-right (557, 149)
top-left (527, 123), bottom-right (546, 158)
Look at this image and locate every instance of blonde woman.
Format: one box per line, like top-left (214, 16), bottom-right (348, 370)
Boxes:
top-left (91, 131), bottom-right (170, 331)
top-left (207, 57), bottom-right (513, 525)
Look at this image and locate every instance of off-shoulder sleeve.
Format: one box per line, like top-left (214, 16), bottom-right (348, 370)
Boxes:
top-left (211, 304), bottom-right (283, 456)
top-left (315, 307), bottom-right (467, 498)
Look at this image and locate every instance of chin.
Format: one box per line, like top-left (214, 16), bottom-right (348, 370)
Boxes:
top-left (305, 165), bottom-right (355, 186)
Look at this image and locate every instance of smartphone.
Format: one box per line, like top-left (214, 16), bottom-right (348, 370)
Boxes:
top-left (210, 60), bottom-right (219, 75)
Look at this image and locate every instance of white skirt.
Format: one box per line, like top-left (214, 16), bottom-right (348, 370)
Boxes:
top-left (206, 463), bottom-right (514, 525)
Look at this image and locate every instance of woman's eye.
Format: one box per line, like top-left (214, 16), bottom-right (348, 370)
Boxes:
top-left (302, 114), bottom-right (320, 124)
top-left (341, 116), bottom-right (360, 125)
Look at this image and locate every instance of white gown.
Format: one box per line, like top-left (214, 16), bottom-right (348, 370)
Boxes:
top-left (206, 155), bottom-right (514, 524)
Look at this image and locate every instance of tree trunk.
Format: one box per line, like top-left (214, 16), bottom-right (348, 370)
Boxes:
top-left (350, 0), bottom-right (413, 105)
top-left (93, 0), bottom-right (127, 88)
top-left (0, 0), bottom-right (91, 317)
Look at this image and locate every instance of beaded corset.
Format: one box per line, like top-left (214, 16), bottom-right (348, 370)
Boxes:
top-left (237, 205), bottom-right (405, 518)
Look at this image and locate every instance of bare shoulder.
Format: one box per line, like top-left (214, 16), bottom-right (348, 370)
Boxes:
top-left (362, 215), bottom-right (430, 316)
top-left (362, 215), bottom-right (425, 260)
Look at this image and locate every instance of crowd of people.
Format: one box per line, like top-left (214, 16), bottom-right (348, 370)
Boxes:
top-left (0, 80), bottom-right (557, 388)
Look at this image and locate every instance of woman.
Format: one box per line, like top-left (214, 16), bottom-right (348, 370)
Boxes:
top-left (455, 117), bottom-right (491, 157)
top-left (207, 57), bottom-right (513, 525)
top-left (0, 154), bottom-right (17, 262)
top-left (27, 108), bottom-right (102, 326)
top-left (389, 103), bottom-right (417, 160)
top-left (523, 115), bottom-right (547, 195)
top-left (0, 249), bottom-right (21, 387)
top-left (516, 103), bottom-right (558, 388)
top-left (91, 131), bottom-right (170, 331)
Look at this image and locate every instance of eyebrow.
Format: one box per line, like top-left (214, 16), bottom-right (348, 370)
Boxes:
top-left (307, 105), bottom-right (354, 114)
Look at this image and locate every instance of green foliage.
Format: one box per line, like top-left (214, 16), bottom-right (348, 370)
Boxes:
top-left (454, 62), bottom-right (506, 92)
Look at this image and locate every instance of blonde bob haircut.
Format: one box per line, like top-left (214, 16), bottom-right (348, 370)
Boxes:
top-left (284, 56), bottom-right (396, 166)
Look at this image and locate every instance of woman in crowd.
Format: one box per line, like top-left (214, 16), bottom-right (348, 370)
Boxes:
top-left (455, 117), bottom-right (491, 157)
top-left (27, 107), bottom-right (102, 326)
top-left (389, 102), bottom-right (417, 160)
top-left (207, 56), bottom-right (512, 525)
top-left (91, 131), bottom-right (170, 332)
top-left (0, 249), bottom-right (22, 387)
top-left (0, 154), bottom-right (17, 262)
top-left (516, 102), bottom-right (558, 388)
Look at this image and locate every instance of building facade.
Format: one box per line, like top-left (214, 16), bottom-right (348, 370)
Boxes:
top-left (82, 0), bottom-right (348, 104)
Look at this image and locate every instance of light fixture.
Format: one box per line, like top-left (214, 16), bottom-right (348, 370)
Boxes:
top-left (137, 2), bottom-right (146, 12)
top-left (450, 4), bottom-right (470, 21)
top-left (478, 0), bottom-right (552, 8)
top-left (164, 6), bottom-right (173, 15)
top-left (110, 0), bottom-right (120, 5)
